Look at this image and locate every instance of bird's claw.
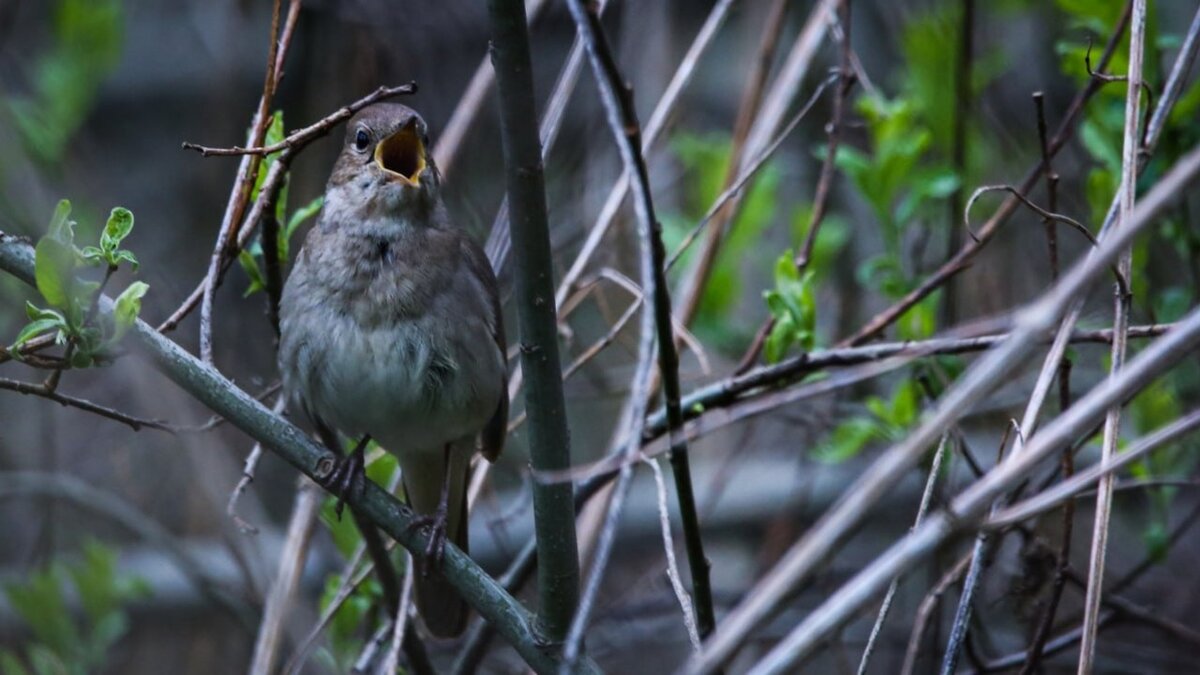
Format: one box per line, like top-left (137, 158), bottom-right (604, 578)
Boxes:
top-left (405, 508), bottom-right (449, 573)
top-left (319, 447), bottom-right (365, 520)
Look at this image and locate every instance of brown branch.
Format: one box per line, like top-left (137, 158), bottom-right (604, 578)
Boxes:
top-left (181, 83), bottom-right (418, 158)
top-left (0, 377), bottom-right (178, 432)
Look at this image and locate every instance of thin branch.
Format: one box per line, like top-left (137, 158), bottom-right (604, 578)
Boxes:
top-left (900, 553), bottom-right (972, 675)
top-left (666, 74), bottom-right (839, 271)
top-left (686, 134), bottom-right (1200, 674)
top-left (989, 408), bottom-right (1200, 529)
top-left (0, 377), bottom-right (178, 432)
top-left (551, 0), bottom-right (738, 310)
top-left (962, 185), bottom-right (1126, 292)
top-left (671, 0), bottom-right (792, 330)
top-left (248, 478), bottom-right (322, 675)
top-left (1080, 4), bottom-right (1146, 670)
top-left (642, 456), bottom-right (701, 651)
top-left (857, 432), bottom-right (949, 675)
top-left (377, 554), bottom-right (416, 675)
top-left (562, 0), bottom-right (714, 657)
top-left (196, 0), bottom-right (292, 363)
top-left (156, 154), bottom-right (292, 333)
top-left (1019, 359), bottom-right (1073, 675)
top-left (228, 396), bottom-right (286, 535)
top-left (483, 0), bottom-right (615, 274)
top-left (181, 83), bottom-right (418, 158)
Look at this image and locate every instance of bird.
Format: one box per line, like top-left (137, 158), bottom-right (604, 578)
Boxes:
top-left (277, 102), bottom-right (508, 638)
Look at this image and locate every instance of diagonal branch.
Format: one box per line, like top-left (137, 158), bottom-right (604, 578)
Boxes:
top-left (685, 134), bottom-right (1200, 674)
top-left (0, 233), bottom-right (599, 675)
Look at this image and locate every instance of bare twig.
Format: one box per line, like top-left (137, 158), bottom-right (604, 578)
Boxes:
top-left (562, 0), bottom-right (714, 663)
top-left (248, 478), bottom-right (322, 675)
top-left (857, 432), bottom-right (949, 675)
top-left (196, 0), bottom-right (295, 363)
top-left (989, 408), bottom-right (1200, 529)
top-left (687, 134), bottom-right (1200, 674)
top-left (157, 154), bottom-right (291, 333)
top-left (1018, 359), bottom-right (1073, 675)
top-left (642, 456), bottom-right (701, 651)
top-left (228, 395), bottom-right (286, 535)
top-left (181, 83), bottom-right (418, 158)
top-left (671, 0), bottom-right (791, 329)
top-left (434, 0), bottom-right (551, 175)
top-left (377, 554), bottom-right (416, 675)
top-left (1079, 4), bottom-right (1146, 670)
top-left (0, 377), bottom-right (177, 432)
top-left (667, 72), bottom-right (840, 270)
top-left (552, 0), bottom-right (738, 310)
top-left (900, 553), bottom-right (972, 675)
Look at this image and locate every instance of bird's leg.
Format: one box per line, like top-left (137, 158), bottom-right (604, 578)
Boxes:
top-left (405, 443), bottom-right (453, 572)
top-left (318, 431), bottom-right (370, 520)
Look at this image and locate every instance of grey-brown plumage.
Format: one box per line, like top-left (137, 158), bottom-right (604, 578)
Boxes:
top-left (278, 103), bottom-right (507, 638)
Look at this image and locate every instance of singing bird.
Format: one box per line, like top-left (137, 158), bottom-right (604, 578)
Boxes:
top-left (278, 103), bottom-right (508, 638)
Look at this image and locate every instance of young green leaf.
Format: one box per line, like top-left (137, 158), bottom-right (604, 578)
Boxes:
top-left (100, 207), bottom-right (133, 253)
top-left (110, 282), bottom-right (149, 342)
top-left (33, 237), bottom-right (76, 310)
top-left (47, 200), bottom-right (72, 242)
top-left (238, 250), bottom-right (266, 297)
top-left (12, 319), bottom-right (65, 349)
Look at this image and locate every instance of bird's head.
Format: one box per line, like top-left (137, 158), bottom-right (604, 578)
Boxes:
top-left (326, 103), bottom-right (440, 219)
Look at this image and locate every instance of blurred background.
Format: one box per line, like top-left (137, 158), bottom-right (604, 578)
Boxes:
top-left (1, 0), bottom-right (1198, 672)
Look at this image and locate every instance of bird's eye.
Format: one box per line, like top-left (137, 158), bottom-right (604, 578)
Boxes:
top-left (354, 129), bottom-right (370, 152)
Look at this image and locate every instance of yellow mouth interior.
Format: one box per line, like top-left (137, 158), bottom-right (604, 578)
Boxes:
top-left (374, 123), bottom-right (426, 185)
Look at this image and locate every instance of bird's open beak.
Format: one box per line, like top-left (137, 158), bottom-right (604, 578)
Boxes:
top-left (374, 121), bottom-right (426, 186)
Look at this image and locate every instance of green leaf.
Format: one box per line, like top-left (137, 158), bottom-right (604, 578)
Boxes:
top-left (113, 250), bottom-right (138, 271)
top-left (238, 250), bottom-right (265, 297)
top-left (79, 246), bottom-right (104, 266)
top-left (110, 282), bottom-right (148, 342)
top-left (100, 207), bottom-right (133, 253)
top-left (34, 237), bottom-right (76, 310)
top-left (47, 200), bottom-right (72, 242)
top-left (25, 302), bottom-right (63, 322)
top-left (813, 417), bottom-right (878, 463)
top-left (281, 195), bottom-right (324, 261)
top-left (12, 319), bottom-right (64, 349)
top-left (764, 316), bottom-right (794, 364)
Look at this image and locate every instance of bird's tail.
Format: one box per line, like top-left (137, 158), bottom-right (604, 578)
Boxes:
top-left (402, 444), bottom-right (470, 638)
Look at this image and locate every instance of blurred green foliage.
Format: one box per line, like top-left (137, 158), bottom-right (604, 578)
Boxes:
top-left (6, 0), bottom-right (124, 165)
top-left (0, 540), bottom-right (149, 675)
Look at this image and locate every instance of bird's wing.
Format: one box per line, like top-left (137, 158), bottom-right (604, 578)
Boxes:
top-left (461, 236), bottom-right (508, 463)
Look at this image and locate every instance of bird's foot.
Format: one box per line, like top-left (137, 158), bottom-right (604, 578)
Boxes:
top-left (404, 505), bottom-right (449, 573)
top-left (319, 438), bottom-right (367, 520)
